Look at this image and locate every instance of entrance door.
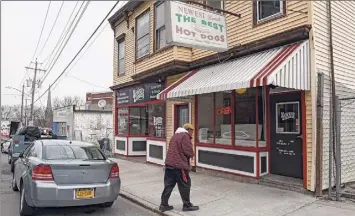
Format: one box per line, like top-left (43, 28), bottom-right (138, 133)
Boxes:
top-left (175, 104), bottom-right (189, 130)
top-left (270, 92), bottom-right (303, 179)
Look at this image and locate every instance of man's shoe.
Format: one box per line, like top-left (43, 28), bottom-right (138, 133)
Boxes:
top-left (159, 205), bottom-right (174, 212)
top-left (182, 205), bottom-right (199, 211)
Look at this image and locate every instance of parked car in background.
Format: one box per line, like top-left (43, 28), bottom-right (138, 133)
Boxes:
top-left (1, 140), bottom-right (11, 153)
top-left (12, 140), bottom-right (121, 216)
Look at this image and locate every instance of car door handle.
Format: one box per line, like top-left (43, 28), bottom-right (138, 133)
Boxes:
top-left (297, 134), bottom-right (303, 139)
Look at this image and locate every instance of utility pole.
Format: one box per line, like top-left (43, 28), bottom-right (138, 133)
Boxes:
top-left (25, 59), bottom-right (46, 125)
top-left (20, 84), bottom-right (25, 124)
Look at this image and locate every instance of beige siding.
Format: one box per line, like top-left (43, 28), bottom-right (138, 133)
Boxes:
top-left (313, 1), bottom-right (355, 189)
top-left (305, 91), bottom-right (312, 190)
top-left (192, 1), bottom-right (309, 60)
top-left (165, 73), bottom-right (197, 165)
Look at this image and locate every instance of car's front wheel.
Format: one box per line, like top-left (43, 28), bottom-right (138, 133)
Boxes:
top-left (1, 146), bottom-right (4, 153)
top-left (100, 201), bottom-right (114, 208)
top-left (20, 183), bottom-right (34, 216)
top-left (12, 173), bottom-right (18, 191)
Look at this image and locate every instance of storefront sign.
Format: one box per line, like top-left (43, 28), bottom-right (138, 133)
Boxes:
top-left (165, 1), bottom-right (228, 52)
top-left (116, 83), bottom-right (164, 105)
top-left (117, 89), bottom-right (131, 105)
top-left (146, 83), bottom-right (164, 100)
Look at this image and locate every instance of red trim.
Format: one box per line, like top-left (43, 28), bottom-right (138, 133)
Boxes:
top-left (250, 46), bottom-right (289, 87)
top-left (261, 44), bottom-right (300, 86)
top-left (196, 143), bottom-right (268, 152)
top-left (301, 91), bottom-right (307, 188)
top-left (146, 137), bottom-right (166, 142)
top-left (213, 93), bottom-right (216, 144)
top-left (197, 165), bottom-right (258, 179)
top-left (127, 135), bottom-right (149, 138)
top-left (266, 87), bottom-right (271, 174)
top-left (194, 95), bottom-right (198, 167)
top-left (256, 89), bottom-right (260, 178)
top-left (117, 100), bottom-right (165, 108)
top-left (174, 103), bottom-right (189, 131)
top-left (114, 108), bottom-right (118, 136)
top-left (231, 91), bottom-right (236, 147)
top-left (127, 108), bottom-right (131, 136)
top-left (158, 70), bottom-right (199, 99)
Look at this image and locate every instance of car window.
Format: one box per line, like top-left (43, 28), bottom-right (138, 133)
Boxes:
top-left (22, 144), bottom-right (34, 157)
top-left (29, 144), bottom-right (40, 158)
top-left (44, 145), bottom-right (106, 160)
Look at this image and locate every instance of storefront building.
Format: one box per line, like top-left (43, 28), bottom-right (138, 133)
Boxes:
top-left (113, 82), bottom-right (166, 158)
top-left (109, 0), bottom-right (355, 193)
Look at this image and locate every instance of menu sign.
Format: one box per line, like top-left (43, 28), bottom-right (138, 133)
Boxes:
top-left (145, 83), bottom-right (164, 100)
top-left (117, 89), bottom-right (131, 105)
top-left (116, 83), bottom-right (164, 105)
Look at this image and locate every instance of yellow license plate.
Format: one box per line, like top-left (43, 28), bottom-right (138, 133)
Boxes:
top-left (75, 188), bottom-right (94, 199)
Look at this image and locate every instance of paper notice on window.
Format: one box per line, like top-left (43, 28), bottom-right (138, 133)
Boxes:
top-left (277, 127), bottom-right (284, 132)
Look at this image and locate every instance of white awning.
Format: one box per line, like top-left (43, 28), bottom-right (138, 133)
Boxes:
top-left (157, 40), bottom-right (310, 100)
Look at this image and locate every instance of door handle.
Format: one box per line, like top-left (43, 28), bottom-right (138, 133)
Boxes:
top-left (297, 134), bottom-right (303, 139)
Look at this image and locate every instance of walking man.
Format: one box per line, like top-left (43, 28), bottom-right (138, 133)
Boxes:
top-left (159, 123), bottom-right (199, 212)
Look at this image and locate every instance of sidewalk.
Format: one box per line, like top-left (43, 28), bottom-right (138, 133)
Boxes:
top-left (111, 158), bottom-right (355, 216)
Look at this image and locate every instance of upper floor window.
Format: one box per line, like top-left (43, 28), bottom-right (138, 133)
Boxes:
top-left (205, 0), bottom-right (224, 11)
top-left (118, 39), bottom-right (125, 75)
top-left (136, 11), bottom-right (150, 59)
top-left (256, 0), bottom-right (284, 22)
top-left (155, 2), bottom-right (167, 50)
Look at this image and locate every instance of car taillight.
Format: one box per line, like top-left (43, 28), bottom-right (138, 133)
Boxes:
top-left (109, 164), bottom-right (119, 178)
top-left (32, 164), bottom-right (54, 181)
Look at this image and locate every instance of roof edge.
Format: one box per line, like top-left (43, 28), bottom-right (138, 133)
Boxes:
top-left (108, 1), bottom-right (142, 29)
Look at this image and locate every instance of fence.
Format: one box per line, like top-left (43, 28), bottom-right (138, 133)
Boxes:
top-left (334, 97), bottom-right (355, 199)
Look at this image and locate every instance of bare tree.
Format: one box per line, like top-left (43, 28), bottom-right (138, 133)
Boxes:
top-left (1, 105), bottom-right (21, 121)
top-left (53, 96), bottom-right (84, 109)
top-left (33, 106), bottom-right (46, 127)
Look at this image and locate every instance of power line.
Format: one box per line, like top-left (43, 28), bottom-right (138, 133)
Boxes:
top-left (31, 1), bottom-right (52, 63)
top-left (42, 1), bottom-right (79, 66)
top-left (41, 1), bottom-right (89, 84)
top-left (52, 22), bottom-right (110, 92)
top-left (18, 1), bottom-right (52, 89)
top-left (37, 1), bottom-right (65, 59)
top-left (35, 1), bottom-right (120, 104)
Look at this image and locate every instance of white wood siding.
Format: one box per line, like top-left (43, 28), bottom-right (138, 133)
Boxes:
top-left (313, 1), bottom-right (355, 189)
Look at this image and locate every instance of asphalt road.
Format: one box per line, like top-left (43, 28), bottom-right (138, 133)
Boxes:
top-left (0, 152), bottom-right (157, 216)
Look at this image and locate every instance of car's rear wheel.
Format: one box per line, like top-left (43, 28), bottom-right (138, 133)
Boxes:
top-left (1, 146), bottom-right (4, 153)
top-left (12, 173), bottom-right (18, 191)
top-left (8, 156), bottom-right (11, 164)
top-left (20, 183), bottom-right (34, 216)
top-left (100, 201), bottom-right (114, 208)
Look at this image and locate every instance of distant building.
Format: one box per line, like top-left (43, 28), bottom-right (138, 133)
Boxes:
top-left (85, 91), bottom-right (113, 111)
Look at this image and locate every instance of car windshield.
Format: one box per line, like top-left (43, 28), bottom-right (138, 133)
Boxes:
top-left (44, 145), bottom-right (106, 160)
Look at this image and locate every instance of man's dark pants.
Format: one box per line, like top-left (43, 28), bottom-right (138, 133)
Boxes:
top-left (161, 166), bottom-right (191, 207)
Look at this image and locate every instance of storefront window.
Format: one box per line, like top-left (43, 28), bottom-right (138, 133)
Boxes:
top-left (117, 108), bottom-right (128, 135)
top-left (215, 91), bottom-right (232, 145)
top-left (129, 107), bottom-right (148, 136)
top-left (234, 87), bottom-right (265, 147)
top-left (197, 94), bottom-right (214, 144)
top-left (148, 103), bottom-right (166, 138)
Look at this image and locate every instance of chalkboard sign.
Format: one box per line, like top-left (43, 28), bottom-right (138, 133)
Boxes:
top-left (117, 89), bottom-right (131, 105)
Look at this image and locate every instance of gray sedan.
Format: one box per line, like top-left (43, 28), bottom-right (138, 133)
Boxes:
top-left (12, 140), bottom-right (121, 216)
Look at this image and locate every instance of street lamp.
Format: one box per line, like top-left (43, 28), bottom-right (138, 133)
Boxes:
top-left (5, 86), bottom-right (31, 125)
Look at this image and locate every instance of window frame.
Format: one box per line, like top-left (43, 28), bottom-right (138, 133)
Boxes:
top-left (154, 1), bottom-right (168, 52)
top-left (135, 9), bottom-right (151, 60)
top-left (196, 87), bottom-right (265, 149)
top-left (203, 0), bottom-right (225, 12)
top-left (253, 0), bottom-right (286, 26)
top-left (116, 34), bottom-right (125, 76)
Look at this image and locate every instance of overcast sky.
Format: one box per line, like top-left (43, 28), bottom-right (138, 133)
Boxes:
top-left (1, 1), bottom-right (126, 106)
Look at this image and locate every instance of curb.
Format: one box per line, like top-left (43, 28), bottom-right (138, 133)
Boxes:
top-left (119, 190), bottom-right (183, 216)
